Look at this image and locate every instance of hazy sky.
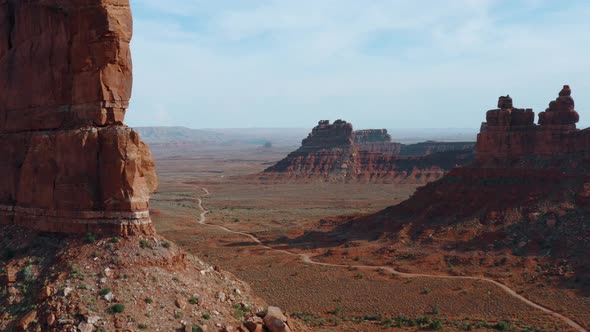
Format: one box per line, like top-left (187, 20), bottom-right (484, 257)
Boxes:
top-left (127, 0), bottom-right (590, 129)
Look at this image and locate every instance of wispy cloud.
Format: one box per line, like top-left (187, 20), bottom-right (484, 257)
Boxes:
top-left (127, 0), bottom-right (590, 129)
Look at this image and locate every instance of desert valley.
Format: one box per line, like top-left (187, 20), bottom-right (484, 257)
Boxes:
top-left (1, 1), bottom-right (589, 332)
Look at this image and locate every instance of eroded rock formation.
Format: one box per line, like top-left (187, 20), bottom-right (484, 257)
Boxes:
top-left (477, 86), bottom-right (588, 166)
top-left (354, 129), bottom-right (392, 144)
top-left (391, 85), bottom-right (590, 221)
top-left (263, 120), bottom-right (475, 182)
top-left (0, 0), bottom-right (157, 235)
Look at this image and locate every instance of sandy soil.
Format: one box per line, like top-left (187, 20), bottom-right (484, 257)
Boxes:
top-left (149, 144), bottom-right (586, 331)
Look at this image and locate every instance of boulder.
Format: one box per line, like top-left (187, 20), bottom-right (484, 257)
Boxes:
top-left (262, 307), bottom-right (292, 332)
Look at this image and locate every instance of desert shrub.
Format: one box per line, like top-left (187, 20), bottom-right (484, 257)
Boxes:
top-left (162, 242), bottom-right (171, 248)
top-left (429, 319), bottom-right (444, 330)
top-left (494, 320), bottom-right (511, 331)
top-left (432, 305), bottom-right (441, 315)
top-left (84, 233), bottom-right (97, 244)
top-left (327, 307), bottom-right (342, 315)
top-left (139, 239), bottom-right (152, 249)
top-left (233, 303), bottom-right (250, 319)
top-left (145, 297), bottom-right (153, 304)
top-left (107, 304), bottom-right (125, 314)
top-left (98, 288), bottom-right (111, 296)
top-left (19, 265), bottom-right (35, 282)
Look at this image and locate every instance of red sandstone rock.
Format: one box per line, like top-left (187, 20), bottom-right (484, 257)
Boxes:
top-left (353, 129), bottom-right (392, 144)
top-left (485, 96), bottom-right (534, 127)
top-left (0, 0), bottom-right (157, 236)
top-left (477, 86), bottom-right (584, 165)
top-left (301, 119), bottom-right (354, 148)
top-left (264, 120), bottom-right (474, 181)
top-left (0, 0), bottom-right (133, 132)
top-left (538, 85), bottom-right (579, 126)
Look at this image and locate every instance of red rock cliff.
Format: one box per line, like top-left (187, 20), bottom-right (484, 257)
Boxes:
top-left (0, 0), bottom-right (157, 236)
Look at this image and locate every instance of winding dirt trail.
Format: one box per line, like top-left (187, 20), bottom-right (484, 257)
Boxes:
top-left (195, 187), bottom-right (586, 332)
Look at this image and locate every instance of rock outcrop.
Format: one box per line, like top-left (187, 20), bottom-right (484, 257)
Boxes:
top-left (0, 0), bottom-right (157, 235)
top-left (372, 85), bottom-right (590, 241)
top-left (263, 120), bottom-right (474, 182)
top-left (354, 129), bottom-right (392, 144)
top-left (476, 86), bottom-right (588, 166)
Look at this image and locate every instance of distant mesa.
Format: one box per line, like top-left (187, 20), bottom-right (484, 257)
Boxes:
top-left (263, 119), bottom-right (475, 182)
top-left (0, 0), bottom-right (157, 236)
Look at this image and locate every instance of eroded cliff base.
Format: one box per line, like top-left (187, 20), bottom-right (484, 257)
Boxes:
top-left (0, 225), bottom-right (291, 332)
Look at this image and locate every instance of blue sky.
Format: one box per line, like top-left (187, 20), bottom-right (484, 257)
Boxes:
top-left (127, 0), bottom-right (590, 129)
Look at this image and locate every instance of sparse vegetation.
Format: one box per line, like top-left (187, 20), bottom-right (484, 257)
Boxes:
top-left (139, 239), bottom-right (152, 249)
top-left (107, 304), bottom-right (125, 314)
top-left (233, 303), bottom-right (250, 319)
top-left (84, 232), bottom-right (97, 244)
top-left (98, 288), bottom-right (111, 296)
top-left (145, 297), bottom-right (153, 304)
top-left (292, 312), bottom-right (325, 327)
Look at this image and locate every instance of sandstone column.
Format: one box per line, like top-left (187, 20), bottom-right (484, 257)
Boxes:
top-left (0, 0), bottom-right (157, 236)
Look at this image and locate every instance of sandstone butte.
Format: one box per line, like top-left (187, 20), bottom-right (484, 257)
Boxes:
top-left (0, 0), bottom-right (157, 236)
top-left (390, 85), bottom-right (590, 219)
top-left (263, 119), bottom-right (475, 181)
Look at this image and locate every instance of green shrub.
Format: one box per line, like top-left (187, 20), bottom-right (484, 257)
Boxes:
top-left (98, 288), bottom-right (111, 296)
top-left (494, 320), bottom-right (511, 331)
top-left (84, 233), bottom-right (97, 244)
top-left (107, 304), bottom-right (125, 314)
top-left (429, 319), bottom-right (443, 330)
top-left (145, 297), bottom-right (153, 304)
top-left (139, 239), bottom-right (152, 249)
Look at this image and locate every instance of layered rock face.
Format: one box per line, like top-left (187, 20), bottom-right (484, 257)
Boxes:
top-left (354, 129), bottom-right (392, 143)
top-left (0, 0), bottom-right (157, 235)
top-left (477, 86), bottom-right (587, 166)
top-left (301, 119), bottom-right (354, 148)
top-left (263, 120), bottom-right (475, 181)
top-left (393, 85), bottom-right (590, 220)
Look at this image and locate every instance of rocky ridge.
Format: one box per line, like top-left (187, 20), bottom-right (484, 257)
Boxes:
top-left (358, 86), bottom-right (590, 287)
top-left (263, 120), bottom-right (474, 182)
